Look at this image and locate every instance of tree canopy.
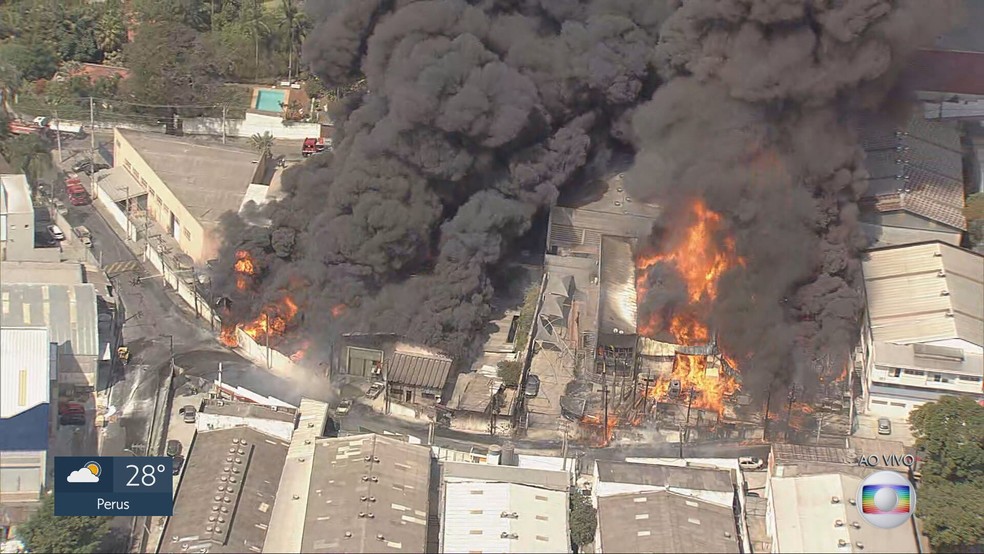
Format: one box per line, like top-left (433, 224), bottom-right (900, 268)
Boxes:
top-left (569, 491), bottom-right (597, 548)
top-left (17, 494), bottom-right (110, 554)
top-left (908, 396), bottom-right (984, 552)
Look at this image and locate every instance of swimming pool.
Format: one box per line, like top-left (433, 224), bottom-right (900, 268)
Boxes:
top-left (254, 89), bottom-right (287, 112)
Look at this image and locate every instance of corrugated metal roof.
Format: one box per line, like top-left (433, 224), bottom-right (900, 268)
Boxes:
top-left (0, 327), bottom-right (51, 418)
top-left (441, 462), bottom-right (570, 552)
top-left (595, 461), bottom-right (733, 492)
top-left (385, 350), bottom-right (453, 389)
top-left (862, 242), bottom-right (984, 346)
top-left (0, 284), bottom-right (100, 357)
top-left (0, 174), bottom-right (33, 215)
top-left (597, 491), bottom-right (739, 554)
top-left (599, 236), bottom-right (637, 336)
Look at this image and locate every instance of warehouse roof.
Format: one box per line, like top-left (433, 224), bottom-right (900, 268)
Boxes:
top-left (862, 241), bottom-right (984, 347)
top-left (0, 284), bottom-right (99, 357)
top-left (442, 463), bottom-right (570, 553)
top-left (860, 114), bottom-right (966, 230)
top-left (159, 427), bottom-right (289, 553)
top-left (595, 461), bottom-right (733, 492)
top-left (905, 49), bottom-right (984, 96)
top-left (295, 434), bottom-right (432, 553)
top-left (0, 327), bottom-right (51, 419)
top-left (873, 341), bottom-right (983, 377)
top-left (597, 491), bottom-right (739, 553)
top-left (771, 473), bottom-right (917, 553)
top-left (385, 350), bottom-right (453, 389)
top-left (599, 236), bottom-right (637, 336)
top-left (95, 167), bottom-right (147, 202)
top-left (117, 129), bottom-right (259, 226)
top-left (0, 261), bottom-right (84, 284)
top-left (447, 373), bottom-right (517, 415)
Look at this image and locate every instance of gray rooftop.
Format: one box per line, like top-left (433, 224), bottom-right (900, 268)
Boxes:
top-left (442, 461), bottom-right (570, 491)
top-left (118, 129), bottom-right (259, 226)
top-left (159, 427), bottom-right (289, 554)
top-left (597, 491), bottom-right (740, 553)
top-left (385, 350), bottom-right (453, 389)
top-left (772, 443), bottom-right (857, 466)
top-left (595, 461), bottom-right (734, 492)
top-left (94, 167), bottom-right (147, 202)
top-left (873, 341), bottom-right (984, 377)
top-left (0, 261), bottom-right (84, 285)
top-left (0, 283), bottom-right (99, 357)
top-left (202, 399), bottom-right (298, 422)
top-left (299, 434), bottom-right (432, 553)
top-left (862, 241), bottom-right (984, 347)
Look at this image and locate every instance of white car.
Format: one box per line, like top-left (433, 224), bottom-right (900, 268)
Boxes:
top-left (48, 224), bottom-right (65, 241)
top-left (739, 456), bottom-right (765, 470)
top-left (336, 399), bottom-right (353, 415)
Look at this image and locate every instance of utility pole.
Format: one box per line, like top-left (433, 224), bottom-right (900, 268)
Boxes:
top-left (763, 387), bottom-right (772, 439)
top-left (221, 106), bottom-right (227, 144)
top-left (601, 364), bottom-right (609, 447)
top-left (125, 184), bottom-right (131, 239)
top-left (53, 109), bottom-right (63, 163)
top-left (265, 312), bottom-right (271, 369)
top-left (218, 362), bottom-right (223, 391)
top-left (89, 97), bottom-right (97, 199)
top-left (784, 386), bottom-right (798, 442)
top-left (561, 422), bottom-right (569, 471)
top-left (683, 387), bottom-right (696, 444)
top-left (488, 380), bottom-right (497, 436)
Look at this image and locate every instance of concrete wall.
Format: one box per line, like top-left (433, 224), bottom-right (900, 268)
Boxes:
top-left (182, 112), bottom-right (321, 140)
top-left (0, 450), bottom-right (46, 503)
top-left (115, 129), bottom-right (208, 262)
top-left (1, 210), bottom-right (34, 261)
top-left (145, 242), bottom-right (219, 328)
top-left (195, 413), bottom-right (294, 441)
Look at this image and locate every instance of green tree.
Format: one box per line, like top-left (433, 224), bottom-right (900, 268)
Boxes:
top-left (2, 133), bottom-right (52, 185)
top-left (279, 0), bottom-right (307, 81)
top-left (0, 41), bottom-right (58, 81)
top-left (17, 494), bottom-right (110, 553)
top-left (133, 0), bottom-right (210, 31)
top-left (497, 360), bottom-right (523, 388)
top-left (94, 2), bottom-right (128, 56)
top-left (123, 20), bottom-right (217, 109)
top-left (909, 396), bottom-right (984, 552)
top-left (569, 491), bottom-right (597, 548)
top-left (249, 131), bottom-right (274, 158)
top-left (514, 282), bottom-right (541, 353)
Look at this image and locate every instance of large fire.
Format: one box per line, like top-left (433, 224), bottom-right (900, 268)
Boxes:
top-left (218, 295), bottom-right (299, 348)
top-left (636, 200), bottom-right (743, 415)
top-left (234, 250), bottom-right (256, 291)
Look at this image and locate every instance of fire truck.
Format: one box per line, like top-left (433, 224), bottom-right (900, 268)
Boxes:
top-left (301, 137), bottom-right (329, 157)
top-left (8, 119), bottom-right (45, 136)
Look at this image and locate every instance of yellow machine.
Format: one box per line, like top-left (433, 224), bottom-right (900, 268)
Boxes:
top-left (117, 346), bottom-right (130, 364)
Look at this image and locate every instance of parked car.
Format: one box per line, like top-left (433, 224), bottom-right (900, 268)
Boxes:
top-left (524, 374), bottom-right (541, 398)
top-left (172, 455), bottom-right (184, 475)
top-left (73, 226), bottom-right (92, 247)
top-left (336, 399), bottom-right (353, 415)
top-left (166, 440), bottom-right (182, 457)
top-left (739, 456), bottom-right (765, 470)
top-left (47, 224), bottom-right (65, 241)
top-left (365, 382), bottom-right (385, 399)
top-left (60, 412), bottom-right (85, 426)
top-left (877, 417), bottom-right (892, 435)
top-left (53, 199), bottom-right (68, 215)
top-left (71, 159), bottom-right (109, 174)
top-left (746, 491), bottom-right (761, 498)
top-left (180, 405), bottom-right (197, 423)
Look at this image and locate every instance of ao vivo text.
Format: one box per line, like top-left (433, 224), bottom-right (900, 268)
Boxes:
top-left (857, 453), bottom-right (916, 468)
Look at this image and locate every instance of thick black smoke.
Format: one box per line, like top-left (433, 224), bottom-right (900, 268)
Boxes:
top-left (215, 0), bottom-right (670, 360)
top-left (629, 0), bottom-right (955, 394)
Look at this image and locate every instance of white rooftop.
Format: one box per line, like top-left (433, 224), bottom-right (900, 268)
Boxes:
top-left (0, 174), bottom-right (32, 215)
top-left (0, 327), bottom-right (51, 418)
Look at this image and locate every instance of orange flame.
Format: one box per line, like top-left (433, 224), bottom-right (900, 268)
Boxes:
top-left (290, 339), bottom-right (310, 362)
top-left (636, 199), bottom-right (743, 416)
top-left (234, 250), bottom-right (256, 291)
top-left (222, 295), bottom-right (300, 346)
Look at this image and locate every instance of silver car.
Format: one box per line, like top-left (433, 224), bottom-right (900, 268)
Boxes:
top-left (877, 417), bottom-right (892, 435)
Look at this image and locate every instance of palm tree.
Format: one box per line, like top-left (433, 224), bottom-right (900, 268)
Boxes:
top-left (249, 132), bottom-right (274, 159)
top-left (280, 0), bottom-right (307, 82)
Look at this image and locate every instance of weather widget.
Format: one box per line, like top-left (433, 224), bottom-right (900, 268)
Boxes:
top-left (54, 456), bottom-right (174, 516)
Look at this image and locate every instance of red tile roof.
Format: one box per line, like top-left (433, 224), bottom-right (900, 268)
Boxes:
top-left (67, 63), bottom-right (131, 82)
top-left (904, 50), bottom-right (984, 96)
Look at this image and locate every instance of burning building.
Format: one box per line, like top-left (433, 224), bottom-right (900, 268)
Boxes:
top-left (213, 0), bottom-right (956, 429)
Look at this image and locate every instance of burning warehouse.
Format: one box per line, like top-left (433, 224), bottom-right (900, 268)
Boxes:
top-left (212, 0), bottom-right (956, 440)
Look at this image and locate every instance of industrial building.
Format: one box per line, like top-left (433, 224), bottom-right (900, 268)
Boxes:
top-left (109, 128), bottom-right (273, 263)
top-left (439, 462), bottom-right (570, 553)
top-left (859, 241), bottom-right (984, 418)
top-left (0, 327), bottom-right (55, 538)
top-left (0, 174), bottom-right (35, 262)
top-left (858, 114), bottom-right (967, 247)
top-left (157, 427), bottom-right (290, 554)
top-left (0, 283), bottom-right (104, 390)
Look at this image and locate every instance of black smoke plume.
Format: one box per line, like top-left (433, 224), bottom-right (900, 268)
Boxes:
top-left (215, 0), bottom-right (670, 360)
top-left (629, 0), bottom-right (955, 395)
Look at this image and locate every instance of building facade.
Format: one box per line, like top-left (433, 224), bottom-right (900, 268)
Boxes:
top-left (0, 174), bottom-right (35, 262)
top-left (859, 242), bottom-right (984, 418)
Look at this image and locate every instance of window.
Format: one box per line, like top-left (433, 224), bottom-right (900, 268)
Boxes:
top-left (536, 515), bottom-right (549, 521)
top-left (421, 391), bottom-right (436, 400)
top-left (888, 368), bottom-right (902, 378)
top-left (183, 228), bottom-right (191, 240)
top-left (141, 177), bottom-right (147, 186)
top-left (535, 495), bottom-right (548, 501)
top-left (903, 369), bottom-right (924, 376)
top-left (123, 159), bottom-right (131, 169)
top-left (931, 374), bottom-right (950, 384)
top-left (871, 399), bottom-right (888, 405)
top-left (959, 375), bottom-right (982, 383)
top-left (156, 197), bottom-right (163, 207)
